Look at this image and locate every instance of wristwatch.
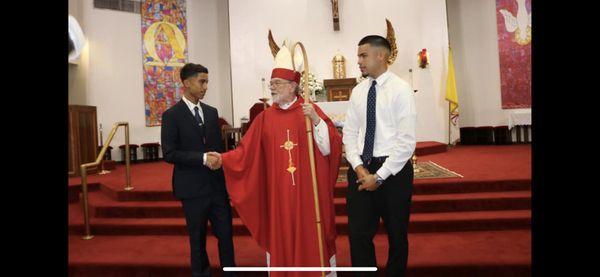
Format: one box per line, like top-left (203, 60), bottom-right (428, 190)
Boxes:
top-left (375, 174), bottom-right (384, 187)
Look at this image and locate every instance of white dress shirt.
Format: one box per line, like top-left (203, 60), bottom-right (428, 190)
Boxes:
top-left (182, 95), bottom-right (205, 123)
top-left (342, 70), bottom-right (417, 180)
top-left (280, 96), bottom-right (331, 156)
top-left (182, 95), bottom-right (209, 165)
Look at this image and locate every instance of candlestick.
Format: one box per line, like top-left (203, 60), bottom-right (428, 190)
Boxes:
top-left (409, 68), bottom-right (418, 93)
top-left (261, 77), bottom-right (267, 99)
top-left (98, 123), bottom-right (111, 175)
top-left (99, 123), bottom-right (103, 146)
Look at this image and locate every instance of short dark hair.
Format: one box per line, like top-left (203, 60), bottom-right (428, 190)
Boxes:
top-left (180, 63), bottom-right (209, 82)
top-left (358, 35), bottom-right (391, 53)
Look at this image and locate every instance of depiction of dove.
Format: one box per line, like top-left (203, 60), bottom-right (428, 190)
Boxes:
top-left (499, 0), bottom-right (531, 45)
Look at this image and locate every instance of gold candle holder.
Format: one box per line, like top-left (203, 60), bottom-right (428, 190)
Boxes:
top-left (412, 154), bottom-right (421, 173)
top-left (259, 98), bottom-right (270, 110)
top-left (98, 161), bottom-right (111, 175)
top-left (332, 52), bottom-right (346, 79)
top-left (98, 123), bottom-right (111, 175)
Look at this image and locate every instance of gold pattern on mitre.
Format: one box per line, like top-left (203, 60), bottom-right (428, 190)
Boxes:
top-left (385, 19), bottom-right (398, 65)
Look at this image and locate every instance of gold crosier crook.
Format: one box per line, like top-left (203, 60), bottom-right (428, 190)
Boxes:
top-left (291, 42), bottom-right (326, 276)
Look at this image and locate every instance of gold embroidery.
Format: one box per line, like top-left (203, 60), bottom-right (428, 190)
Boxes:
top-left (280, 129), bottom-right (298, 186)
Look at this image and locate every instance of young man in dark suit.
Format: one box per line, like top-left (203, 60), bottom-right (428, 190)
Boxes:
top-left (161, 63), bottom-right (235, 277)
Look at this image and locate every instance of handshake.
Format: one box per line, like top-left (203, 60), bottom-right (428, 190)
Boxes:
top-left (205, 152), bottom-right (223, 170)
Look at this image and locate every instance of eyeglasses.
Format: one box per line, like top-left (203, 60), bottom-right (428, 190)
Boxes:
top-left (269, 80), bottom-right (291, 88)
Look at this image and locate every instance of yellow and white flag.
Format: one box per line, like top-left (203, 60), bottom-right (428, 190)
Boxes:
top-left (446, 47), bottom-right (460, 144)
top-left (446, 48), bottom-right (459, 122)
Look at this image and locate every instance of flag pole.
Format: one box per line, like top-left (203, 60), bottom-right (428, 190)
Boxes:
top-left (448, 102), bottom-right (452, 146)
top-left (291, 42), bottom-right (326, 277)
top-left (445, 0), bottom-right (453, 148)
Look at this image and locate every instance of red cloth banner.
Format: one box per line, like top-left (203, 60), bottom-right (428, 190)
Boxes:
top-left (495, 0), bottom-right (531, 109)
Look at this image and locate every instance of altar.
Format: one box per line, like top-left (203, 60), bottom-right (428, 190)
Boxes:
top-left (315, 100), bottom-right (349, 128)
top-left (507, 109), bottom-right (531, 143)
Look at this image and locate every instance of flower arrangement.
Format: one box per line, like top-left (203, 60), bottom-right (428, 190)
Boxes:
top-left (417, 48), bottom-right (429, 69)
top-left (300, 72), bottom-right (324, 101)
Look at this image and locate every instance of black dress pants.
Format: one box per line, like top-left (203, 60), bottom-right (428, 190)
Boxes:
top-left (181, 192), bottom-right (236, 277)
top-left (346, 159), bottom-right (414, 277)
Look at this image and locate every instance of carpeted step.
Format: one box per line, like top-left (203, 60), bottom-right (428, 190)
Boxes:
top-left (415, 141), bottom-right (448, 156)
top-left (391, 209), bottom-right (530, 233)
top-left (281, 191), bottom-right (532, 216)
top-left (411, 179), bottom-right (531, 195)
top-left (88, 192), bottom-right (184, 218)
top-left (97, 179), bottom-right (531, 202)
top-left (68, 182), bottom-right (101, 204)
top-left (69, 230), bottom-right (531, 277)
top-left (69, 144), bottom-right (532, 202)
top-left (87, 190), bottom-right (531, 219)
top-left (68, 145), bottom-right (532, 276)
top-left (99, 184), bottom-right (178, 201)
top-left (410, 190), bottom-right (531, 213)
top-left (70, 203), bottom-right (530, 236)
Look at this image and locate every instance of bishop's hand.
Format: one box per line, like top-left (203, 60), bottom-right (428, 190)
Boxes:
top-left (302, 103), bottom-right (321, 126)
top-left (206, 152), bottom-right (222, 170)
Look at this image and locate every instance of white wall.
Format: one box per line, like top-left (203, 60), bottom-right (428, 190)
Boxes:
top-left (229, 0), bottom-right (451, 143)
top-left (69, 0), bottom-right (232, 160)
top-left (69, 0), bottom-right (528, 161)
top-left (188, 0), bottom-right (233, 124)
top-left (68, 0), bottom-right (88, 105)
top-left (446, 0), bottom-right (530, 127)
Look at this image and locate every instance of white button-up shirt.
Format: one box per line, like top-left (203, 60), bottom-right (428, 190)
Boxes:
top-left (342, 70), bottom-right (417, 180)
top-left (182, 95), bottom-right (205, 123)
top-left (280, 96), bottom-right (331, 156)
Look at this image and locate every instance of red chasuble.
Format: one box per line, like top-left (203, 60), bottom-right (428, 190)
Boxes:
top-left (222, 96), bottom-right (342, 276)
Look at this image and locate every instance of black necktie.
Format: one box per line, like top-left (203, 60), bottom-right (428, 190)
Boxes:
top-left (362, 80), bottom-right (377, 164)
top-left (194, 106), bottom-right (203, 126)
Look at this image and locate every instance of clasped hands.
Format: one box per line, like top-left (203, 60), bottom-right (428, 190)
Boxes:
top-left (355, 165), bottom-right (380, 192)
top-left (206, 152), bottom-right (222, 170)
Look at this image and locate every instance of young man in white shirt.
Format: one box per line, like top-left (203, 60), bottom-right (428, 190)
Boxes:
top-left (343, 35), bottom-right (417, 276)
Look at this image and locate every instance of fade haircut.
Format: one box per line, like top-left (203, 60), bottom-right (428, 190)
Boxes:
top-left (358, 35), bottom-right (392, 54)
top-left (180, 63), bottom-right (209, 82)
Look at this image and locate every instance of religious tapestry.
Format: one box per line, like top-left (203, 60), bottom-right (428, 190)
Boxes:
top-left (496, 0), bottom-right (531, 109)
top-left (142, 0), bottom-right (187, 126)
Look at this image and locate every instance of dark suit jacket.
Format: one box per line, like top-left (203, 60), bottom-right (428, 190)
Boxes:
top-left (161, 100), bottom-right (226, 199)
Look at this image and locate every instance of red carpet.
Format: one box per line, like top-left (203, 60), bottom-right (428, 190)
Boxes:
top-left (69, 144), bottom-right (531, 276)
top-left (413, 141), bottom-right (448, 156)
top-left (70, 230), bottom-right (530, 277)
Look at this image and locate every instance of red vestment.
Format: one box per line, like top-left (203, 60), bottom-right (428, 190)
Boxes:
top-left (222, 97), bottom-right (342, 276)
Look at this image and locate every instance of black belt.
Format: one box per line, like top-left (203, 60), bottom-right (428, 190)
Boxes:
top-left (361, 155), bottom-right (388, 165)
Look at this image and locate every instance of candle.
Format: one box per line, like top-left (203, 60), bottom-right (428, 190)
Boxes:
top-left (261, 78), bottom-right (266, 99)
